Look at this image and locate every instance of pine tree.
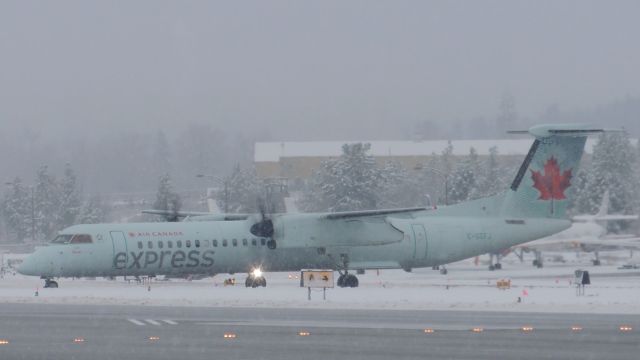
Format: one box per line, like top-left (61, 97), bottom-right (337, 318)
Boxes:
top-left (216, 165), bottom-right (261, 213)
top-left (2, 178), bottom-right (32, 242)
top-left (474, 146), bottom-right (503, 198)
top-left (57, 163), bottom-right (81, 229)
top-left (153, 174), bottom-right (182, 221)
top-left (449, 147), bottom-right (480, 203)
top-left (34, 166), bottom-right (60, 240)
top-left (300, 143), bottom-right (382, 212)
top-left (575, 132), bottom-right (639, 231)
top-left (78, 196), bottom-right (109, 224)
top-left (379, 161), bottom-right (425, 208)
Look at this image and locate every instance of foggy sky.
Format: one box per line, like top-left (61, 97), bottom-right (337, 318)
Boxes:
top-left (2, 1), bottom-right (640, 141)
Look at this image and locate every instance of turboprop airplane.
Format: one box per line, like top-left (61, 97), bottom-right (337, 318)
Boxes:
top-left (18, 124), bottom-right (607, 289)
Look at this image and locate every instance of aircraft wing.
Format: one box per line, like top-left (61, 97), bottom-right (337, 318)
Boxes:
top-left (142, 209), bottom-right (250, 221)
top-left (323, 207), bottom-right (427, 220)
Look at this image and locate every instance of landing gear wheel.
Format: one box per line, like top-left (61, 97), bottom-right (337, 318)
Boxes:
top-left (337, 274), bottom-right (345, 287)
top-left (44, 280), bottom-right (58, 288)
top-left (532, 260), bottom-right (539, 267)
top-left (593, 259), bottom-right (601, 266)
top-left (245, 275), bottom-right (267, 288)
top-left (494, 263), bottom-right (502, 270)
top-left (488, 265), bottom-right (495, 271)
top-left (343, 274), bottom-right (359, 288)
top-left (439, 268), bottom-right (448, 275)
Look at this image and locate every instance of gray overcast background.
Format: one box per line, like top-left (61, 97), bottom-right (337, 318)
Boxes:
top-left (1, 1), bottom-right (640, 192)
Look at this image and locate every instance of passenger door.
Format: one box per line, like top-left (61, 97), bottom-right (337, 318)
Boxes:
top-left (412, 224), bottom-right (427, 262)
top-left (110, 231), bottom-right (128, 275)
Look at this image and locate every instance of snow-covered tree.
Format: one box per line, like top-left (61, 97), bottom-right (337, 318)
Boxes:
top-left (57, 163), bottom-right (81, 229)
top-left (216, 165), bottom-right (262, 213)
top-left (449, 147), bottom-right (481, 203)
top-left (473, 146), bottom-right (504, 198)
top-left (78, 195), bottom-right (109, 224)
top-left (34, 166), bottom-right (60, 240)
top-left (379, 161), bottom-right (426, 208)
top-left (300, 143), bottom-right (383, 212)
top-left (2, 178), bottom-right (32, 242)
top-left (575, 132), bottom-right (639, 231)
top-left (153, 173), bottom-right (182, 221)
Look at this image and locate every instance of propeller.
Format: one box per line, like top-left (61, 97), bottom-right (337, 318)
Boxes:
top-left (250, 197), bottom-right (276, 249)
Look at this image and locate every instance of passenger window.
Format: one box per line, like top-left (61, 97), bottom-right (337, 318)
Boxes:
top-left (242, 239), bottom-right (248, 246)
top-left (222, 239), bottom-right (228, 247)
top-left (232, 239), bottom-right (238, 247)
top-left (261, 238), bottom-right (266, 246)
top-left (70, 234), bottom-right (93, 244)
top-left (138, 241), bottom-right (143, 249)
top-left (177, 240), bottom-right (182, 248)
top-left (186, 240), bottom-right (191, 248)
top-left (158, 241), bottom-right (163, 249)
top-left (168, 240), bottom-right (173, 248)
top-left (213, 240), bottom-right (218, 247)
top-left (251, 239), bottom-right (257, 246)
top-left (195, 240), bottom-right (200, 248)
top-left (148, 241), bottom-right (153, 249)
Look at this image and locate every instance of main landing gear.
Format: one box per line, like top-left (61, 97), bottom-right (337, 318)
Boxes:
top-left (488, 253), bottom-right (502, 271)
top-left (532, 250), bottom-right (544, 268)
top-left (43, 278), bottom-right (58, 288)
top-left (337, 273), bottom-right (359, 288)
top-left (328, 253), bottom-right (359, 288)
top-left (592, 252), bottom-right (601, 266)
top-left (245, 268), bottom-right (267, 288)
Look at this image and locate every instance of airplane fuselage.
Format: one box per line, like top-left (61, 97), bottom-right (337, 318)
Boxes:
top-left (20, 213), bottom-right (570, 278)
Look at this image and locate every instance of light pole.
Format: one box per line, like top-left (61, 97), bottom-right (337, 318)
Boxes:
top-left (196, 174), bottom-right (229, 213)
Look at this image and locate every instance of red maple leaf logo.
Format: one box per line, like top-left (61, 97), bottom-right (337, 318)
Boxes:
top-left (530, 157), bottom-right (572, 200)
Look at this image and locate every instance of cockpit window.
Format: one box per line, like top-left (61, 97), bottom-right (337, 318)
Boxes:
top-left (51, 234), bottom-right (73, 244)
top-left (70, 234), bottom-right (93, 244)
top-left (51, 234), bottom-right (93, 244)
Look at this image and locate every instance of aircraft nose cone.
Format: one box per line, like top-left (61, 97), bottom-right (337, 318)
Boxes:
top-left (17, 254), bottom-right (40, 276)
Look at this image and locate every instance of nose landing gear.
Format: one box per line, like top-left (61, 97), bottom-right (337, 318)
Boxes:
top-left (245, 268), bottom-right (267, 288)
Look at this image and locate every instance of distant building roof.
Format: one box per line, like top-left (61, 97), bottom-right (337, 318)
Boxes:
top-left (255, 138), bottom-right (616, 162)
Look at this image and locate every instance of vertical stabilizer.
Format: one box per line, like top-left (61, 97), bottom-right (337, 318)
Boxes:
top-left (500, 124), bottom-right (602, 219)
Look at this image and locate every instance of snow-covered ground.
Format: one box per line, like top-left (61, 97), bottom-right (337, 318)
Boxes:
top-left (2, 251), bottom-right (640, 314)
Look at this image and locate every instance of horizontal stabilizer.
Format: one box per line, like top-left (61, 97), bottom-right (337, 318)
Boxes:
top-left (507, 124), bottom-right (622, 138)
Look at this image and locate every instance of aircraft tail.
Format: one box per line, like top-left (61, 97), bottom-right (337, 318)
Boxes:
top-left (498, 124), bottom-right (604, 219)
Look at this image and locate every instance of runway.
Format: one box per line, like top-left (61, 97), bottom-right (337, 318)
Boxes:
top-left (0, 303), bottom-right (638, 360)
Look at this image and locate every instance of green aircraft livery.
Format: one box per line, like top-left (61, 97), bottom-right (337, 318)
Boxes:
top-left (18, 124), bottom-right (604, 288)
